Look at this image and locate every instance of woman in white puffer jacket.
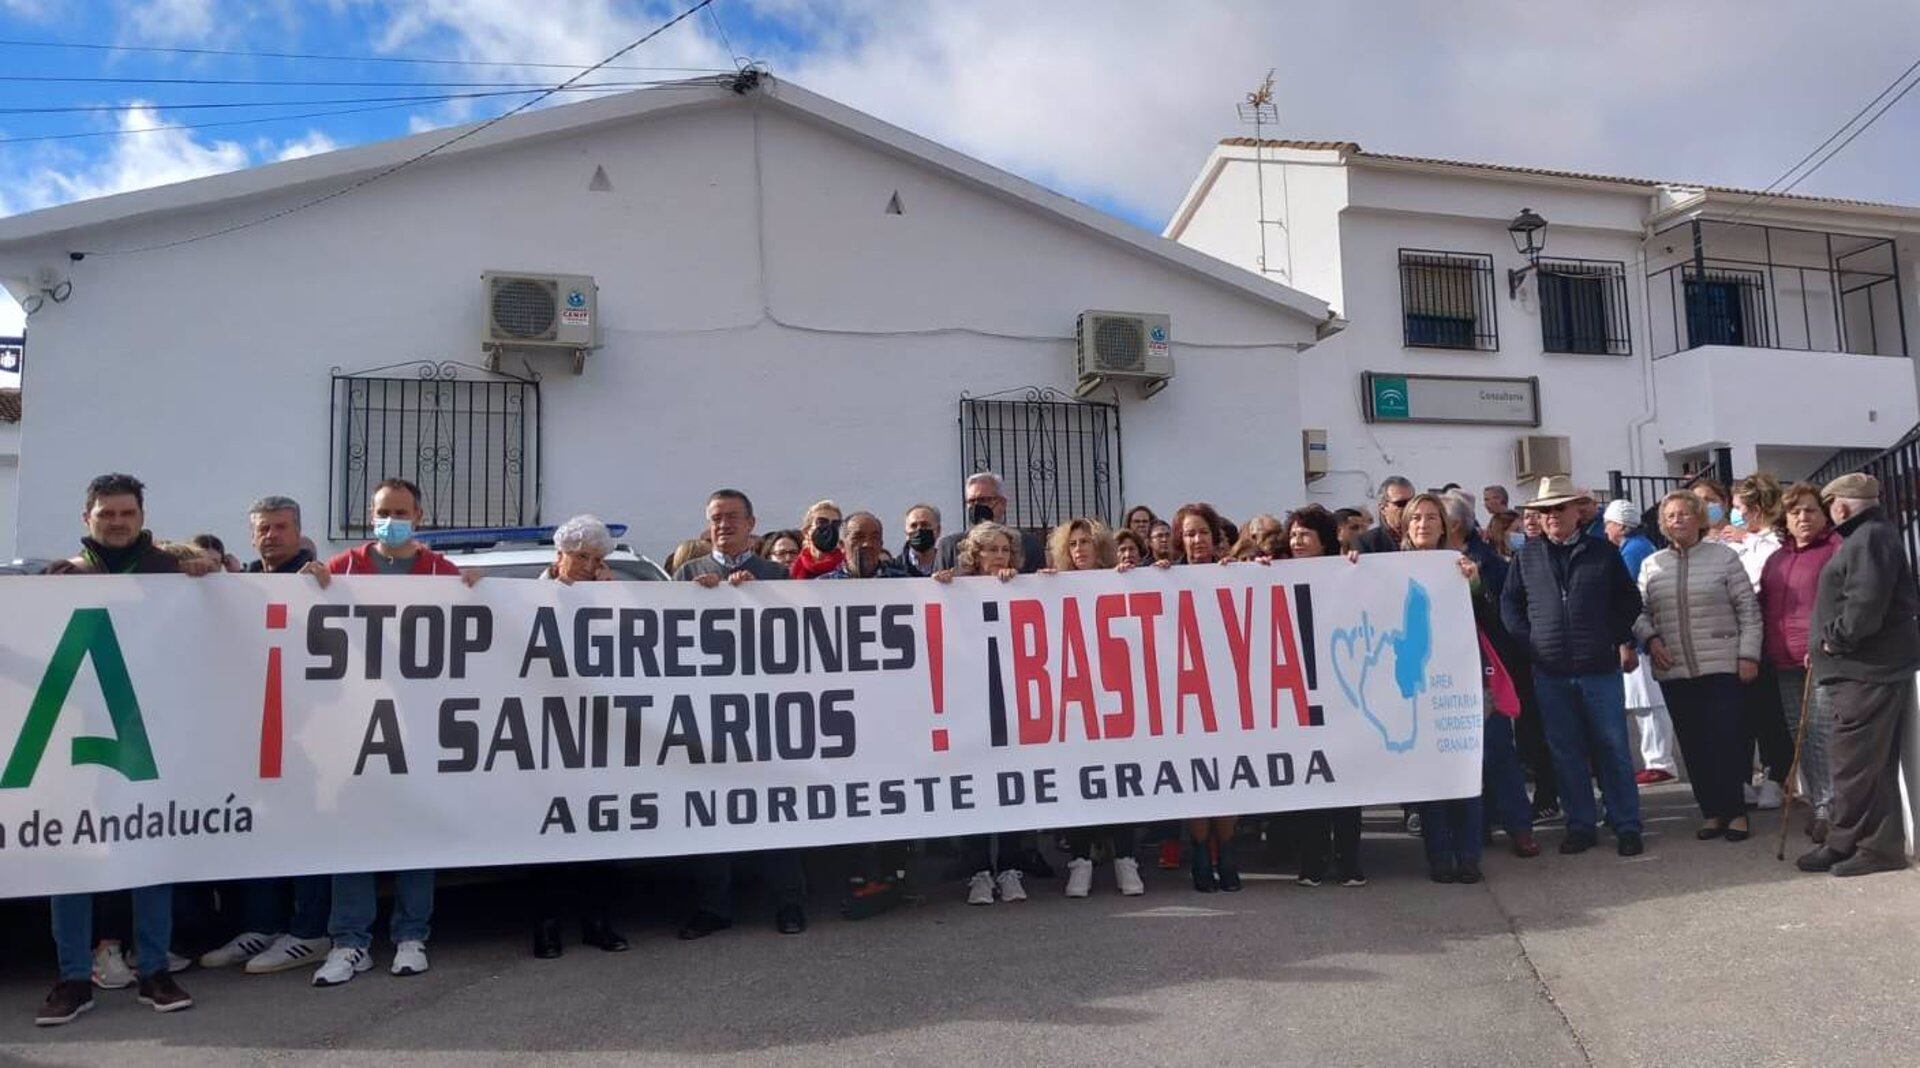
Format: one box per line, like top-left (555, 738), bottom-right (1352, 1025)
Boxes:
top-left (1633, 491), bottom-right (1764, 842)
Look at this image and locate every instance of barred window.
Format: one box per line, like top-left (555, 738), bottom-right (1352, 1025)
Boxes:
top-left (959, 388), bottom-right (1121, 534)
top-left (1539, 258), bottom-right (1631, 355)
top-left (328, 361), bottom-right (541, 539)
top-left (1399, 250), bottom-right (1498, 351)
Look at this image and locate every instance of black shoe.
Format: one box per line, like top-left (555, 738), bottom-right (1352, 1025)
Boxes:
top-left (1558, 830), bottom-right (1597, 855)
top-left (1456, 859), bottom-right (1482, 884)
top-left (1695, 824), bottom-right (1725, 840)
top-left (580, 918), bottom-right (628, 953)
top-left (1215, 859), bottom-right (1243, 893)
top-left (1338, 868), bottom-right (1369, 888)
top-left (1796, 845), bottom-right (1845, 873)
top-left (1429, 858), bottom-right (1458, 883)
top-left (775, 905), bottom-right (807, 935)
top-left (1833, 851), bottom-right (1908, 878)
top-left (677, 912), bottom-right (732, 941)
top-left (135, 973), bottom-right (192, 1014)
top-left (1617, 831), bottom-right (1645, 857)
top-left (533, 919), bottom-right (563, 959)
top-left (1531, 799), bottom-right (1561, 822)
top-left (1191, 850), bottom-right (1217, 892)
top-left (35, 980), bottom-right (93, 1027)
top-left (1723, 823), bottom-right (1751, 843)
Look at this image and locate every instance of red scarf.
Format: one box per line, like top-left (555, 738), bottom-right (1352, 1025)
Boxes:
top-left (790, 546), bottom-right (845, 579)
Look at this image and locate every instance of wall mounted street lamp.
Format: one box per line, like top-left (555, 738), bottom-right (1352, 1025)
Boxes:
top-left (1506, 207), bottom-right (1548, 298)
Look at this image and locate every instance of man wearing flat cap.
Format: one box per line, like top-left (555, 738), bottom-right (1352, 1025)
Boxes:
top-left (1501, 475), bottom-right (1648, 857)
top-left (1797, 472), bottom-right (1920, 877)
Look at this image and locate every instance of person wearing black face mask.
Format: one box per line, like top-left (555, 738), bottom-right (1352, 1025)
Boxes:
top-left (791, 499), bottom-right (846, 579)
top-left (899, 503), bottom-right (942, 576)
top-left (933, 471), bottom-right (1047, 574)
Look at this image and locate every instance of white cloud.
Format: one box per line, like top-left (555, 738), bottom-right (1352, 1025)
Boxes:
top-left (13, 103), bottom-right (250, 212)
top-left (753, 0), bottom-right (1920, 225)
top-left (3, 104), bottom-right (354, 217)
top-left (119, 0), bottom-right (221, 44)
top-left (274, 130), bottom-right (340, 162)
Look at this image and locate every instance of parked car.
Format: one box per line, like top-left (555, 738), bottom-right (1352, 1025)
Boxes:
top-left (414, 525), bottom-right (668, 581)
top-left (0, 559), bottom-right (56, 575)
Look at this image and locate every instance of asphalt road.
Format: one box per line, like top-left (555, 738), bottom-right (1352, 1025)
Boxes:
top-left (0, 784), bottom-right (1915, 1067)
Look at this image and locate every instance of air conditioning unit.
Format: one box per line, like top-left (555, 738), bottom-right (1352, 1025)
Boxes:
top-left (481, 271), bottom-right (598, 373)
top-left (1514, 434), bottom-right (1573, 482)
top-left (1075, 310), bottom-right (1174, 398)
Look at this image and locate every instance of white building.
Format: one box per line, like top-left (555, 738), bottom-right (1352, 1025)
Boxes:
top-left (0, 77), bottom-right (1339, 560)
top-left (1168, 138), bottom-right (1920, 507)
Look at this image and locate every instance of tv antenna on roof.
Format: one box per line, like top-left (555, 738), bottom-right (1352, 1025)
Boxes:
top-left (1236, 69), bottom-right (1292, 284)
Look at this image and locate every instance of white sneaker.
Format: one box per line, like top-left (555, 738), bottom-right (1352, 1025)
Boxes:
top-left (390, 939), bottom-right (429, 977)
top-left (996, 869), bottom-right (1027, 903)
top-left (311, 946), bottom-right (372, 987)
top-left (245, 934), bottom-right (330, 975)
top-left (1755, 781), bottom-right (1783, 810)
top-left (967, 870), bottom-right (996, 905)
top-left (1065, 858), bottom-right (1094, 898)
top-left (1114, 856), bottom-right (1146, 896)
top-left (91, 944), bottom-right (134, 990)
top-left (166, 951), bottom-right (193, 974)
top-left (200, 932), bottom-right (277, 970)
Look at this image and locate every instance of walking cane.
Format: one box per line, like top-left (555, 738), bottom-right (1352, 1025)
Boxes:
top-left (1776, 669), bottom-right (1815, 861)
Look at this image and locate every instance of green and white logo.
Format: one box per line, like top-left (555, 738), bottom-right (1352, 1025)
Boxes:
top-left (1370, 375), bottom-right (1411, 421)
top-left (1, 609), bottom-right (158, 789)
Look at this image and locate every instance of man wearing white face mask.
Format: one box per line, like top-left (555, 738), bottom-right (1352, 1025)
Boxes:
top-left (314, 478), bottom-right (478, 988)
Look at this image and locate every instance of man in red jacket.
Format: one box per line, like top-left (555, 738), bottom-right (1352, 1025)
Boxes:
top-left (312, 478), bottom-right (476, 987)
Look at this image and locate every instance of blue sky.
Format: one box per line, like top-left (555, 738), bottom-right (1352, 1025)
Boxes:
top-left (3, 0), bottom-right (1920, 361)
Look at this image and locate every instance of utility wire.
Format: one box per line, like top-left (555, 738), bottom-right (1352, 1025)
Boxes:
top-left (0, 83), bottom-right (680, 115)
top-left (80, 0), bottom-right (721, 256)
top-left (0, 73), bottom-right (700, 88)
top-left (0, 97), bottom-right (444, 145)
top-left (1719, 54), bottom-right (1920, 224)
top-left (0, 36), bottom-right (731, 74)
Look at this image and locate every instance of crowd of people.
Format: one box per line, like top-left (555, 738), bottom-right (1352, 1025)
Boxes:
top-left (19, 462), bottom-right (1919, 1028)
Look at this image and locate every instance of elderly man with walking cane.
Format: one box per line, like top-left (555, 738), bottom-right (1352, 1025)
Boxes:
top-left (1796, 473), bottom-right (1920, 877)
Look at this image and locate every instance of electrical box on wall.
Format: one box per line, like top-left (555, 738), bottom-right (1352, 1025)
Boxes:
top-left (1302, 428), bottom-right (1328, 481)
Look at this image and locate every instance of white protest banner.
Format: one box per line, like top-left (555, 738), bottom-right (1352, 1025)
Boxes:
top-left (0, 550), bottom-right (1483, 897)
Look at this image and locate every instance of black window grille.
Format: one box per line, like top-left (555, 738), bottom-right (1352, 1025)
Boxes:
top-left (328, 360), bottom-right (541, 539)
top-left (1684, 266), bottom-right (1771, 349)
top-left (959, 388), bottom-right (1121, 534)
top-left (1539, 257), bottom-right (1631, 355)
top-left (1400, 249), bottom-right (1498, 351)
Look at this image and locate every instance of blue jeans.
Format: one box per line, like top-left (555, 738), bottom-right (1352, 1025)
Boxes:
top-left (1482, 713), bottom-right (1534, 835)
top-left (51, 886), bottom-right (172, 981)
top-left (1420, 798), bottom-right (1484, 865)
top-left (1534, 670), bottom-right (1642, 835)
top-left (329, 871), bottom-right (434, 950)
top-left (240, 875), bottom-right (331, 941)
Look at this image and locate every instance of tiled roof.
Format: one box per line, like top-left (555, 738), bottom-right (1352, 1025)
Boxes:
top-left (0, 389), bottom-right (17, 423)
top-left (1216, 138), bottom-right (1911, 210)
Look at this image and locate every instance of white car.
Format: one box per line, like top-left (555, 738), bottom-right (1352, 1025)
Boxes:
top-left (416, 525), bottom-right (669, 581)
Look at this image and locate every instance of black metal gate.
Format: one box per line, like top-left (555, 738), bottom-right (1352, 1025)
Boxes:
top-left (1607, 447), bottom-right (1734, 529)
top-left (959, 388), bottom-right (1121, 532)
top-left (328, 360), bottom-right (540, 538)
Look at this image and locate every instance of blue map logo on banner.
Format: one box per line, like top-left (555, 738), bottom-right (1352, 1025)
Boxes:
top-left (1328, 580), bottom-right (1433, 753)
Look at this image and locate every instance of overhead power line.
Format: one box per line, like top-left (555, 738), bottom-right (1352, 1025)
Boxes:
top-left (0, 83), bottom-right (682, 116)
top-left (0, 73), bottom-right (703, 88)
top-left (0, 36), bottom-right (732, 74)
top-left (81, 0), bottom-right (724, 256)
top-left (1721, 53), bottom-right (1920, 223)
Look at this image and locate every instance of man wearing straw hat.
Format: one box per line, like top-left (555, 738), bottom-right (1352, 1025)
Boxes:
top-left (1501, 475), bottom-right (1647, 856)
top-left (1796, 472), bottom-right (1919, 877)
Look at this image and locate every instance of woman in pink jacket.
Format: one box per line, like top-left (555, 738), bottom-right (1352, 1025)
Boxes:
top-left (1757, 481), bottom-right (1844, 843)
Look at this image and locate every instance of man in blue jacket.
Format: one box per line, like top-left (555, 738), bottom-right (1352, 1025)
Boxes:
top-left (1500, 476), bottom-right (1647, 857)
